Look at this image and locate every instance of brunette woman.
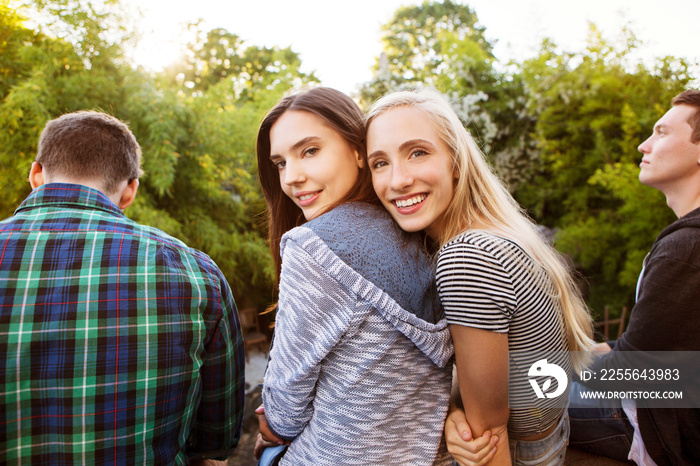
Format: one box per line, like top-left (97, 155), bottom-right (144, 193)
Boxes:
top-left (255, 87), bottom-right (453, 465)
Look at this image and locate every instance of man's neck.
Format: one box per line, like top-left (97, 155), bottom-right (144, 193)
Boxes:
top-left (667, 193), bottom-right (700, 218)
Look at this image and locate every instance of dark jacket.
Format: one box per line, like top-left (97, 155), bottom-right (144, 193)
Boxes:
top-left (591, 206), bottom-right (700, 465)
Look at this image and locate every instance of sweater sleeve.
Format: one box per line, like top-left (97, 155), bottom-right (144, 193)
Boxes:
top-left (261, 232), bottom-right (356, 440)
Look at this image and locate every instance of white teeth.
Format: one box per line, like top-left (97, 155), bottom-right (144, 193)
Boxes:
top-left (299, 193), bottom-right (316, 201)
top-left (395, 194), bottom-right (426, 208)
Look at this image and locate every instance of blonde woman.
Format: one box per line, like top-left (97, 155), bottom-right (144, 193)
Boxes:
top-left (366, 89), bottom-right (594, 466)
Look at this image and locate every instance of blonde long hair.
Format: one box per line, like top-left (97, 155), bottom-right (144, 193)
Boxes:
top-left (366, 89), bottom-right (594, 372)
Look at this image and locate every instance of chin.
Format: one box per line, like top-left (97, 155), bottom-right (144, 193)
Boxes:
top-left (397, 220), bottom-right (426, 234)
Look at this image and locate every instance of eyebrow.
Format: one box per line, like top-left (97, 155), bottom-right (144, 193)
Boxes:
top-left (368, 138), bottom-right (434, 160)
top-left (270, 136), bottom-right (321, 159)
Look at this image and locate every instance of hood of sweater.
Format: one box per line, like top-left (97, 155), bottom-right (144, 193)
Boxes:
top-left (282, 202), bottom-right (453, 367)
top-left (654, 205), bottom-right (700, 243)
top-left (648, 205), bottom-right (700, 265)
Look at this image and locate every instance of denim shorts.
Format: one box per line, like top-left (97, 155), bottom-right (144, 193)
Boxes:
top-left (509, 411), bottom-right (569, 466)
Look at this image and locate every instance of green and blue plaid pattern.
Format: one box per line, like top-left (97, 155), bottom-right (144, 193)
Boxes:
top-left (0, 183), bottom-right (245, 465)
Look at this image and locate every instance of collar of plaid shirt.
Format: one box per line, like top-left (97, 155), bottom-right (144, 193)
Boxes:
top-left (16, 182), bottom-right (123, 216)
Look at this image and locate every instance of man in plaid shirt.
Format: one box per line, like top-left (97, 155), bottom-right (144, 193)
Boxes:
top-left (0, 111), bottom-right (245, 464)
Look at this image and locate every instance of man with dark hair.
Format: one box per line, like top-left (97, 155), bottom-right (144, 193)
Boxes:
top-left (0, 111), bottom-right (245, 464)
top-left (568, 89), bottom-right (700, 465)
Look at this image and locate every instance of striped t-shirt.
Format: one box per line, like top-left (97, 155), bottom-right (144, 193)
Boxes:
top-left (437, 230), bottom-right (571, 438)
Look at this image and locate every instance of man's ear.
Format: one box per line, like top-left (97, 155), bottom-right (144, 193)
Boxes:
top-left (29, 162), bottom-right (45, 189)
top-left (118, 179), bottom-right (139, 210)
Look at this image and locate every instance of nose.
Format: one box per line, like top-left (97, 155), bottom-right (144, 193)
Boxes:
top-left (283, 160), bottom-right (305, 186)
top-left (389, 162), bottom-right (414, 192)
top-left (638, 136), bottom-right (652, 154)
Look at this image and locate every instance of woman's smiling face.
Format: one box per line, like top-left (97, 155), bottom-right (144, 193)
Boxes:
top-left (269, 110), bottom-right (364, 221)
top-left (367, 106), bottom-right (456, 239)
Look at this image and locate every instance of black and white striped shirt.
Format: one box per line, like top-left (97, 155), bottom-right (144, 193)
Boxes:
top-left (437, 230), bottom-right (571, 438)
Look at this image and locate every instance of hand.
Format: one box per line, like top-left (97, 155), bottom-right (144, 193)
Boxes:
top-left (445, 406), bottom-right (498, 466)
top-left (254, 433), bottom-right (285, 459)
top-left (593, 342), bottom-right (612, 353)
top-left (255, 404), bottom-right (290, 446)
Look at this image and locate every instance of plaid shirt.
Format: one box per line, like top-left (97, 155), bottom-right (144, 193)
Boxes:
top-left (0, 183), bottom-right (245, 465)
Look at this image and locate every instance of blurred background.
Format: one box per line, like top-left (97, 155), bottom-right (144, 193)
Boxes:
top-left (2, 0), bottom-right (699, 330)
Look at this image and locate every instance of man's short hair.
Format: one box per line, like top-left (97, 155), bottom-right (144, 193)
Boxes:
top-left (36, 111), bottom-right (143, 194)
top-left (671, 90), bottom-right (700, 144)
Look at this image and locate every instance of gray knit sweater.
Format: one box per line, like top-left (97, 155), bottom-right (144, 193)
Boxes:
top-left (262, 203), bottom-right (454, 465)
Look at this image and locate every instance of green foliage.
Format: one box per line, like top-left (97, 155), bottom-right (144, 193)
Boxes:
top-left (160, 25), bottom-right (317, 100)
top-left (372, 0), bottom-right (492, 85)
top-left (359, 0), bottom-right (493, 109)
top-left (0, 12), bottom-right (77, 214)
top-left (517, 25), bottom-right (692, 312)
top-left (2, 0), bottom-right (698, 316)
top-left (0, 0), bottom-right (320, 309)
top-left (16, 0), bottom-right (132, 67)
top-left (517, 25), bottom-right (691, 222)
top-left (555, 162), bottom-right (674, 312)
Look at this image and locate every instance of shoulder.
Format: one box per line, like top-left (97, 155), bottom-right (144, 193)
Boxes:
top-left (437, 231), bottom-right (532, 293)
top-left (438, 230), bottom-right (520, 268)
top-left (306, 202), bottom-right (395, 238)
top-left (651, 217), bottom-right (700, 266)
top-left (289, 202), bottom-right (418, 265)
top-left (125, 217), bottom-right (228, 284)
top-left (281, 203), bottom-right (439, 318)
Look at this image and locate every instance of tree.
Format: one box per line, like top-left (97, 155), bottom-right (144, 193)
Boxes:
top-left (147, 23), bottom-right (318, 307)
top-left (0, 2), bottom-right (90, 215)
top-left (517, 25), bottom-right (692, 312)
top-left (160, 24), bottom-right (316, 101)
top-left (0, 1), bottom-right (318, 309)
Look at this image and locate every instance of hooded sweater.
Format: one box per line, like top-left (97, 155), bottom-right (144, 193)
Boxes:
top-left (262, 203), bottom-right (454, 465)
top-left (587, 206), bottom-right (700, 466)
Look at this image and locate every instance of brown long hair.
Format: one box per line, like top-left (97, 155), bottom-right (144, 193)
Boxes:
top-left (257, 87), bottom-right (379, 286)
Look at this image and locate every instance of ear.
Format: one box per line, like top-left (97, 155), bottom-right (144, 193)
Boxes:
top-left (355, 149), bottom-right (365, 169)
top-left (117, 179), bottom-right (139, 210)
top-left (29, 162), bottom-right (45, 189)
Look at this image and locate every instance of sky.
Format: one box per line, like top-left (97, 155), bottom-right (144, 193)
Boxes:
top-left (128, 0), bottom-right (700, 95)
